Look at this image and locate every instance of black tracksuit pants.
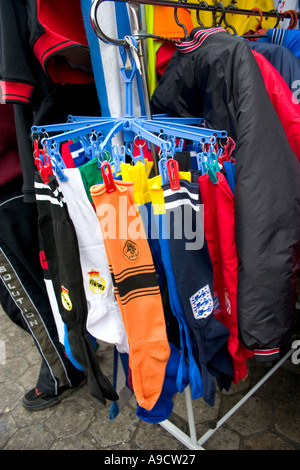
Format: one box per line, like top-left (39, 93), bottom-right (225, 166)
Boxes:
top-left (0, 176), bottom-right (85, 395)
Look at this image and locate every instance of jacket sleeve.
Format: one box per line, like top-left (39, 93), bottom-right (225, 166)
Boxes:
top-left (0, 0), bottom-right (35, 104)
top-left (229, 39), bottom-right (300, 354)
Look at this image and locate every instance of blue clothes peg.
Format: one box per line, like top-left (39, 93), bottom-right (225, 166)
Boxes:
top-left (111, 145), bottom-right (126, 175)
top-left (47, 143), bottom-right (68, 182)
top-left (174, 138), bottom-right (184, 154)
top-left (158, 157), bottom-right (169, 185)
top-left (196, 151), bottom-right (209, 174)
top-left (126, 144), bottom-right (145, 164)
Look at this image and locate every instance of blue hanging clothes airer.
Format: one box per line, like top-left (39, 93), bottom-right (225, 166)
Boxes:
top-left (31, 39), bottom-right (227, 183)
top-left (31, 2), bottom-right (229, 190)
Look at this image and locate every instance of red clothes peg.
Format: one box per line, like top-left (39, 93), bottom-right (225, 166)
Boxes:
top-left (33, 139), bottom-right (53, 184)
top-left (167, 158), bottom-right (180, 191)
top-left (101, 161), bottom-right (116, 193)
top-left (219, 137), bottom-right (236, 165)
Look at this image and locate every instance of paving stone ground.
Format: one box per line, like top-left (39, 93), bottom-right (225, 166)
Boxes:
top-left (1, 304), bottom-right (300, 452)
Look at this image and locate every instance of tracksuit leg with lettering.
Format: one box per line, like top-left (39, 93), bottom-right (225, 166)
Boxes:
top-left (163, 179), bottom-right (233, 406)
top-left (34, 172), bottom-right (118, 405)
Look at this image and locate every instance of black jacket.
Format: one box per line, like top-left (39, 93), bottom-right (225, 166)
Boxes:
top-left (152, 27), bottom-right (300, 357)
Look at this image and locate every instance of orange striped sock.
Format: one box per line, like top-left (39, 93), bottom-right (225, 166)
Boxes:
top-left (90, 180), bottom-right (170, 411)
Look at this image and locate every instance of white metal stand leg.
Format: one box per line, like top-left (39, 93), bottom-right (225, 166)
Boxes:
top-left (159, 348), bottom-right (294, 450)
top-left (197, 347), bottom-right (294, 446)
top-left (159, 386), bottom-right (205, 450)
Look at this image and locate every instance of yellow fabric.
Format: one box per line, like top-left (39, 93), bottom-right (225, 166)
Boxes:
top-left (220, 0), bottom-right (277, 35)
top-left (148, 175), bottom-right (166, 214)
top-left (120, 160), bottom-right (153, 206)
top-left (145, 5), bottom-right (158, 97)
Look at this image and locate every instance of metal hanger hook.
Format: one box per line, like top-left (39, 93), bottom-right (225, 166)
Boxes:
top-left (90, 0), bottom-right (127, 45)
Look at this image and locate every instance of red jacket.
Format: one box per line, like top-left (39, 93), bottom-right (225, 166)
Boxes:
top-left (252, 49), bottom-right (300, 164)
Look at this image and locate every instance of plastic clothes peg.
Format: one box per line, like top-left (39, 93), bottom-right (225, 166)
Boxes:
top-left (127, 145), bottom-right (145, 165)
top-left (158, 157), bottom-right (169, 185)
top-left (167, 158), bottom-right (180, 191)
top-left (49, 148), bottom-right (68, 182)
top-left (101, 162), bottom-right (116, 193)
top-left (33, 139), bottom-right (53, 184)
top-left (219, 137), bottom-right (236, 163)
top-left (112, 145), bottom-right (126, 175)
top-left (196, 151), bottom-right (209, 173)
top-left (203, 151), bottom-right (220, 184)
top-left (210, 152), bottom-right (221, 174)
top-left (202, 161), bottom-right (217, 184)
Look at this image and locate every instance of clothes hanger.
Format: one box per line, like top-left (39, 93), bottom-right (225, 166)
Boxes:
top-left (242, 8), bottom-right (298, 39)
top-left (251, 7), bottom-right (264, 33)
top-left (283, 10), bottom-right (298, 29)
top-left (242, 7), bottom-right (266, 39)
top-left (242, 7), bottom-right (267, 39)
top-left (196, 1), bottom-right (208, 27)
top-left (174, 6), bottom-right (189, 40)
top-left (268, 9), bottom-right (280, 29)
top-left (215, 2), bottom-right (238, 35)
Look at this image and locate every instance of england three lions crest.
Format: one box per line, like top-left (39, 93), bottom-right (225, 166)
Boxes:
top-left (190, 284), bottom-right (213, 319)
